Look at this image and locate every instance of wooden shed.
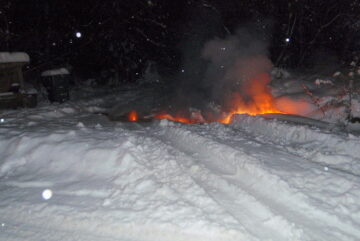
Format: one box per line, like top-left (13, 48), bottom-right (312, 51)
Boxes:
top-left (0, 52), bottom-right (34, 109)
top-left (0, 52), bottom-right (29, 91)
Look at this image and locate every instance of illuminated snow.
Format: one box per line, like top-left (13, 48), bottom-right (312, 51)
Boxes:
top-left (0, 81), bottom-right (359, 240)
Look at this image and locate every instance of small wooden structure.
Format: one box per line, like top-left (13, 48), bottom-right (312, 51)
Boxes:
top-left (0, 52), bottom-right (36, 109)
top-left (0, 52), bottom-right (29, 92)
top-left (41, 68), bottom-right (71, 103)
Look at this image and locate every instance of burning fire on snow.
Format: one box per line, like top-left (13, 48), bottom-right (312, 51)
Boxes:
top-left (128, 72), bottom-right (285, 124)
top-left (219, 72), bottom-right (285, 124)
top-left (127, 110), bottom-right (138, 122)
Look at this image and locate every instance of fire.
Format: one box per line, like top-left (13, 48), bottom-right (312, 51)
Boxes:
top-left (128, 110), bottom-right (138, 122)
top-left (130, 72), bottom-right (285, 124)
top-left (154, 113), bottom-right (197, 124)
top-left (219, 73), bottom-right (284, 124)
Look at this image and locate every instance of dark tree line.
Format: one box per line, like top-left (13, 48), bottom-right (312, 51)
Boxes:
top-left (0, 0), bottom-right (181, 82)
top-left (1, 0), bottom-right (360, 82)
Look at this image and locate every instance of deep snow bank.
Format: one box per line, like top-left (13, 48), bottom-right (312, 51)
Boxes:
top-left (0, 122), bottom-right (252, 241)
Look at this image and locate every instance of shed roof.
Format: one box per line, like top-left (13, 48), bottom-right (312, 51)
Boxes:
top-left (41, 68), bottom-right (70, 77)
top-left (0, 52), bottom-right (30, 63)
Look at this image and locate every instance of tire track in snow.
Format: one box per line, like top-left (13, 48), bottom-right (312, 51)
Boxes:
top-left (147, 125), bottom-right (303, 240)
top-left (227, 119), bottom-right (360, 228)
top-left (149, 148), bottom-right (292, 240)
top-left (114, 124), bottom-right (256, 241)
top-left (154, 123), bottom-right (360, 241)
top-left (231, 115), bottom-right (360, 177)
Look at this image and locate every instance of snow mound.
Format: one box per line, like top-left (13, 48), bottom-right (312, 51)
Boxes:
top-left (41, 68), bottom-right (70, 76)
top-left (0, 126), bottom-right (251, 241)
top-left (0, 52), bottom-right (30, 63)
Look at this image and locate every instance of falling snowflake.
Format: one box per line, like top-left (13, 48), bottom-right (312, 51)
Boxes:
top-left (42, 189), bottom-right (53, 200)
top-left (75, 32), bottom-right (82, 38)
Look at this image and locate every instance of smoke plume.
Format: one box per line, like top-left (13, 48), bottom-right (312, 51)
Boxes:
top-left (174, 26), bottom-right (274, 119)
top-left (201, 28), bottom-right (273, 108)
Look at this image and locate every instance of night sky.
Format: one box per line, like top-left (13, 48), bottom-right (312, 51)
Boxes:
top-left (1, 0), bottom-right (360, 81)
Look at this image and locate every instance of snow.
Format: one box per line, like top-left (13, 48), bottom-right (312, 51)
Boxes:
top-left (271, 70), bottom-right (360, 126)
top-left (0, 92), bottom-right (15, 97)
top-left (24, 88), bottom-right (38, 94)
top-left (41, 67), bottom-right (70, 77)
top-left (0, 83), bottom-right (360, 241)
top-left (0, 52), bottom-right (30, 63)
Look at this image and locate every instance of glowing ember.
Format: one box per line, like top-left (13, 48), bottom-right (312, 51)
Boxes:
top-left (128, 110), bottom-right (138, 122)
top-left (154, 113), bottom-right (197, 124)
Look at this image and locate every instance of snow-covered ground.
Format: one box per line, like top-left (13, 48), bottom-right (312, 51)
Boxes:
top-left (1, 80), bottom-right (360, 241)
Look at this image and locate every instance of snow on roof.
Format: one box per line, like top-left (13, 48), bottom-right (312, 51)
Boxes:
top-left (41, 68), bottom-right (70, 77)
top-left (0, 52), bottom-right (30, 63)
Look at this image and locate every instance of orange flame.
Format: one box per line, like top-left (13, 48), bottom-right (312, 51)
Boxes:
top-left (154, 113), bottom-right (197, 124)
top-left (132, 72), bottom-right (285, 124)
top-left (219, 73), bottom-right (284, 124)
top-left (128, 110), bottom-right (138, 122)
